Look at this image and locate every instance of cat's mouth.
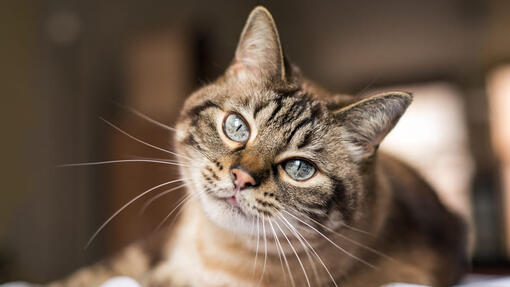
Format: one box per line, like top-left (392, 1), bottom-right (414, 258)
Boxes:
top-left (209, 191), bottom-right (245, 213)
top-left (220, 194), bottom-right (243, 211)
top-left (225, 195), bottom-right (239, 207)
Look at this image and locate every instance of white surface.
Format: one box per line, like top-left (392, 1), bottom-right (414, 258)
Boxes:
top-left (4, 276), bottom-right (510, 287)
top-left (99, 277), bottom-right (141, 287)
top-left (0, 283), bottom-right (38, 287)
top-left (383, 284), bottom-right (427, 287)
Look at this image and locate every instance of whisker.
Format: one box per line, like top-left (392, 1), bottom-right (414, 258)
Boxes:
top-left (110, 102), bottom-right (215, 164)
top-left (85, 179), bottom-right (184, 249)
top-left (273, 220), bottom-right (311, 287)
top-left (153, 185), bottom-right (214, 232)
top-left (302, 213), bottom-right (397, 263)
top-left (124, 131), bottom-right (214, 166)
top-left (99, 117), bottom-right (193, 162)
top-left (129, 155), bottom-right (200, 167)
top-left (114, 102), bottom-right (177, 132)
top-left (257, 213), bottom-right (268, 286)
top-left (338, 222), bottom-right (374, 237)
top-left (277, 213), bottom-right (338, 287)
top-left (253, 215), bottom-right (260, 275)
top-left (155, 190), bottom-right (202, 231)
top-left (57, 159), bottom-right (195, 169)
top-left (164, 190), bottom-right (205, 230)
top-left (271, 219), bottom-right (289, 285)
top-left (283, 210), bottom-right (377, 270)
top-left (140, 182), bottom-right (190, 214)
top-left (249, 216), bottom-right (256, 274)
top-left (182, 139), bottom-right (215, 164)
top-left (276, 214), bottom-right (320, 286)
top-left (268, 218), bottom-right (295, 287)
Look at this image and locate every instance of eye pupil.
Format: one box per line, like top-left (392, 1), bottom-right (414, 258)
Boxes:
top-left (224, 113), bottom-right (250, 142)
top-left (284, 159), bottom-right (315, 181)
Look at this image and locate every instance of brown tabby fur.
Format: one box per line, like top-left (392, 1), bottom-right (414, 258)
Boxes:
top-left (50, 6), bottom-right (466, 287)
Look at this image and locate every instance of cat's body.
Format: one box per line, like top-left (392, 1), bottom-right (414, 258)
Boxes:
top-left (50, 6), bottom-right (466, 287)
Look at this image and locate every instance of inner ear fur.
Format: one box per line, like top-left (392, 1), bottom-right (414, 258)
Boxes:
top-left (334, 92), bottom-right (412, 162)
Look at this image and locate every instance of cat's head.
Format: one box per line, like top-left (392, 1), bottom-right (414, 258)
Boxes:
top-left (175, 6), bottom-right (411, 234)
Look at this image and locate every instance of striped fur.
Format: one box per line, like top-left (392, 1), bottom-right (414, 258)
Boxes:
top-left (52, 6), bottom-right (466, 287)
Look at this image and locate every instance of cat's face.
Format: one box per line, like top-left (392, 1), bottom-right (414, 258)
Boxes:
top-left (175, 81), bottom-right (359, 233)
top-left (174, 7), bottom-right (411, 234)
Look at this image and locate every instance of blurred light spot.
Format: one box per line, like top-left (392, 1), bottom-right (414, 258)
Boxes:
top-left (46, 10), bottom-right (81, 45)
top-left (487, 64), bottom-right (510, 256)
top-left (379, 82), bottom-right (474, 228)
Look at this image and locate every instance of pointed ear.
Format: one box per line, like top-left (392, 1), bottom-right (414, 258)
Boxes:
top-left (334, 92), bottom-right (412, 162)
top-left (227, 6), bottom-right (286, 83)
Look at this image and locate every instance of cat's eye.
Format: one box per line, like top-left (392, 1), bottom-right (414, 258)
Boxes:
top-left (283, 159), bottom-right (316, 181)
top-left (223, 113), bottom-right (250, 143)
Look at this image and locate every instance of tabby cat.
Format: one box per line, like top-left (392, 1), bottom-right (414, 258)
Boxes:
top-left (51, 6), bottom-right (466, 287)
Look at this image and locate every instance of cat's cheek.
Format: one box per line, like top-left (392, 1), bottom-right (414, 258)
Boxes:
top-left (174, 127), bottom-right (187, 144)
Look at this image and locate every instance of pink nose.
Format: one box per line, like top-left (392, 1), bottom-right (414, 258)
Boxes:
top-left (231, 168), bottom-right (257, 190)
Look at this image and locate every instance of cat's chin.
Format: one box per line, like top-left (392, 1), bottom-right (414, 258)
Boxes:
top-left (198, 193), bottom-right (256, 234)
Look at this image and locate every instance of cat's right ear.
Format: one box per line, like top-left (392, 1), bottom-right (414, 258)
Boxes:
top-left (227, 6), bottom-right (286, 84)
top-left (333, 92), bottom-right (412, 163)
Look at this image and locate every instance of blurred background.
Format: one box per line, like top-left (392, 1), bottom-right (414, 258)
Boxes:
top-left (2, 0), bottom-right (510, 283)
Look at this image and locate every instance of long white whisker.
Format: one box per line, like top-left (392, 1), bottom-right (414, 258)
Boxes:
top-left (257, 213), bottom-right (268, 286)
top-left (99, 117), bottom-right (193, 161)
top-left (114, 103), bottom-right (177, 132)
top-left (271, 221), bottom-right (288, 285)
top-left (283, 210), bottom-right (377, 269)
top-left (85, 179), bottom-right (183, 249)
top-left (338, 222), bottom-right (374, 237)
top-left (274, 220), bottom-right (311, 287)
top-left (155, 190), bottom-right (202, 231)
top-left (108, 104), bottom-right (214, 163)
top-left (128, 155), bottom-right (200, 167)
top-left (164, 189), bottom-right (207, 230)
top-left (140, 182), bottom-right (190, 214)
top-left (253, 215), bottom-right (260, 274)
top-left (277, 214), bottom-right (320, 286)
top-left (303, 213), bottom-right (396, 263)
top-left (277, 213), bottom-right (338, 287)
top-left (130, 144), bottom-right (212, 167)
top-left (268, 218), bottom-right (295, 287)
top-left (154, 184), bottom-right (215, 232)
top-left (57, 159), bottom-right (194, 169)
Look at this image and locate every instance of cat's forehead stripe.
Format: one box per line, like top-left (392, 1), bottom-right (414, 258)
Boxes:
top-left (251, 89), bottom-right (322, 151)
top-left (284, 117), bottom-right (313, 146)
top-left (187, 99), bottom-right (222, 125)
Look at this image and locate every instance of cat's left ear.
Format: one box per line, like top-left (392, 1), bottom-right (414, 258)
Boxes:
top-left (333, 92), bottom-right (412, 162)
top-left (227, 6), bottom-right (286, 83)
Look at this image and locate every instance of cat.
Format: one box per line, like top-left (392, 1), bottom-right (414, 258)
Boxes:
top-left (50, 6), bottom-right (467, 287)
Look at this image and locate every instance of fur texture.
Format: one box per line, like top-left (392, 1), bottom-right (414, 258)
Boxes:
top-left (51, 6), bottom-right (466, 287)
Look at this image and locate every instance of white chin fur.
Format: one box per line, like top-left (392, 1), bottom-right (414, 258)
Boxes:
top-left (198, 194), bottom-right (255, 234)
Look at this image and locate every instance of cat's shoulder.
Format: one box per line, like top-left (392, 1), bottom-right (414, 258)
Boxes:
top-left (377, 153), bottom-right (468, 285)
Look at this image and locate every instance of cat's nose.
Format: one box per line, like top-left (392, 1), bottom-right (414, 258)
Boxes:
top-left (231, 168), bottom-right (257, 191)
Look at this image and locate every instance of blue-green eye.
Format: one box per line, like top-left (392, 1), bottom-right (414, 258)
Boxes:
top-left (284, 159), bottom-right (316, 181)
top-left (223, 113), bottom-right (250, 142)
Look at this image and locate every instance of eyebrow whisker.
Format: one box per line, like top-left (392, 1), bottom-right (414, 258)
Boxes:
top-left (99, 117), bottom-right (193, 162)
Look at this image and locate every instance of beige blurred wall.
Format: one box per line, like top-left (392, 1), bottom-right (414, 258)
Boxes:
top-left (0, 0), bottom-right (38, 238)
